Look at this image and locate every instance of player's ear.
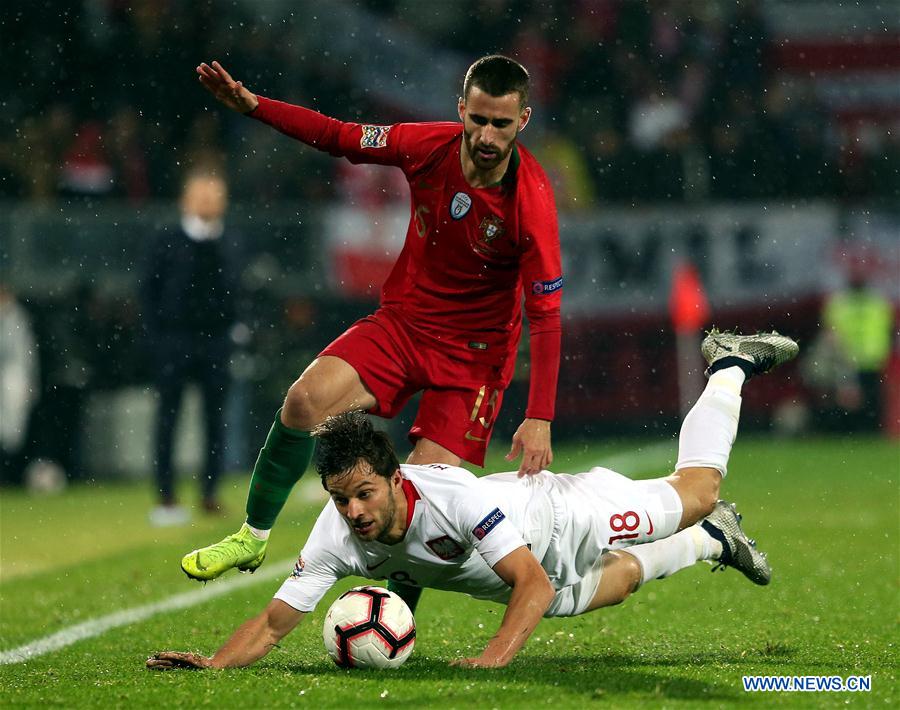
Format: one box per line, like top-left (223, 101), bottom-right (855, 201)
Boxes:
top-left (518, 106), bottom-right (532, 132)
top-left (391, 468), bottom-right (403, 488)
top-left (457, 97), bottom-right (466, 122)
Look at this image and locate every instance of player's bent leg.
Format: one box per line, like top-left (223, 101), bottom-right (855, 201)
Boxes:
top-left (581, 502), bottom-right (770, 613)
top-left (583, 551), bottom-right (643, 612)
top-left (249, 356), bottom-right (374, 530)
top-left (665, 466), bottom-right (721, 529)
top-left (182, 357), bottom-right (377, 582)
top-left (282, 356), bottom-right (377, 429)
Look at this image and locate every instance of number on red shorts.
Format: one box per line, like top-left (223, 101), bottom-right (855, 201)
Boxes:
top-left (608, 510), bottom-right (640, 544)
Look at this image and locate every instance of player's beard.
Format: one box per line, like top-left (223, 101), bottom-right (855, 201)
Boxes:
top-left (463, 129), bottom-right (514, 172)
top-left (372, 491), bottom-right (398, 544)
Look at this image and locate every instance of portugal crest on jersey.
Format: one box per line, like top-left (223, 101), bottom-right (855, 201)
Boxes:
top-left (472, 214), bottom-right (505, 255)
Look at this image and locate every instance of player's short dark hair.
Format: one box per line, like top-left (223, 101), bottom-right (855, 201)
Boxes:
top-left (463, 55), bottom-right (530, 106)
top-left (313, 412), bottom-right (400, 487)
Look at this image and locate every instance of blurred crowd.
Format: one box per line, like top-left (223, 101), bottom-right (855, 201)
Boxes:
top-left (3, 0), bottom-right (896, 206)
top-left (2, 1), bottom-right (897, 492)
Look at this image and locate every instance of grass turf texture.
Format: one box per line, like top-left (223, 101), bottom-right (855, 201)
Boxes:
top-left (1, 436), bottom-right (897, 708)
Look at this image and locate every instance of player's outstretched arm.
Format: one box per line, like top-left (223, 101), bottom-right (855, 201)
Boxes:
top-left (506, 418), bottom-right (553, 477)
top-left (147, 599), bottom-right (304, 670)
top-left (196, 60), bottom-right (259, 114)
top-left (451, 546), bottom-right (554, 668)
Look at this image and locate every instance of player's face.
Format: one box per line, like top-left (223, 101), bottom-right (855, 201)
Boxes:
top-left (327, 466), bottom-right (405, 544)
top-left (459, 87), bottom-right (531, 173)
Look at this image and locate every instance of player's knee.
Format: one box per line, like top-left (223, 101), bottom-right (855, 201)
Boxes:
top-left (671, 467), bottom-right (720, 519)
top-left (601, 551), bottom-right (642, 606)
top-left (282, 378), bottom-right (325, 429)
top-left (696, 471), bottom-right (720, 516)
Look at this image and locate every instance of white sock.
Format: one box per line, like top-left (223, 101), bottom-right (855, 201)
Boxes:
top-left (628, 525), bottom-right (722, 586)
top-left (708, 366), bottom-right (746, 396)
top-left (246, 524), bottom-right (270, 540)
top-left (675, 367), bottom-right (744, 476)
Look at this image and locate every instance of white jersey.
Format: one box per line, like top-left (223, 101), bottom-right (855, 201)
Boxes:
top-left (274, 463), bottom-right (682, 617)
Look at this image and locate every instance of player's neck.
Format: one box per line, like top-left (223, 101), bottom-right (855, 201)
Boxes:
top-left (459, 144), bottom-right (511, 188)
top-left (381, 493), bottom-right (409, 545)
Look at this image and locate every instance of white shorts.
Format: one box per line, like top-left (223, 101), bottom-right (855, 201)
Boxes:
top-left (545, 555), bottom-right (605, 617)
top-left (539, 467), bottom-right (683, 617)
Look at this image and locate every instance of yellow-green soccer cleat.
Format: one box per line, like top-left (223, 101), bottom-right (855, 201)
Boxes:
top-left (181, 523), bottom-right (267, 581)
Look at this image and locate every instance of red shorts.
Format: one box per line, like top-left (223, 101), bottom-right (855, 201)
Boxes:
top-left (320, 308), bottom-right (509, 466)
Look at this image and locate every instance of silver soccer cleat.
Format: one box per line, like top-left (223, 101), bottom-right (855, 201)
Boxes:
top-left (701, 500), bottom-right (771, 586)
top-left (701, 328), bottom-right (799, 378)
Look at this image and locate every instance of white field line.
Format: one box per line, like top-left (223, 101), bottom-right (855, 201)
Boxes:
top-left (0, 557), bottom-right (295, 666)
top-left (1, 443), bottom-right (675, 666)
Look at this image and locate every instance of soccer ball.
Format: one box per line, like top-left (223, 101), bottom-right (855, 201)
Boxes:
top-left (323, 586), bottom-right (416, 669)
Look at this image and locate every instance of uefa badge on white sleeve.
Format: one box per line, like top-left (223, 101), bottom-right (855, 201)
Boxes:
top-left (323, 586), bottom-right (416, 669)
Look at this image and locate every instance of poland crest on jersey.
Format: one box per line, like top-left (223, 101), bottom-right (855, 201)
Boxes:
top-left (449, 192), bottom-right (472, 220)
top-left (426, 535), bottom-right (466, 560)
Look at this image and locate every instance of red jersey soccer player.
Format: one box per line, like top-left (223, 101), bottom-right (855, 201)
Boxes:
top-left (182, 57), bottom-right (563, 607)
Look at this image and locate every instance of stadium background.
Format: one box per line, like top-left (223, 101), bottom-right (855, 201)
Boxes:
top-left (1, 1), bottom-right (899, 706)
top-left (1, 0), bottom-right (898, 478)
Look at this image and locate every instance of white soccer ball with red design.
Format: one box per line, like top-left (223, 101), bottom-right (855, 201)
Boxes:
top-left (322, 586), bottom-right (416, 669)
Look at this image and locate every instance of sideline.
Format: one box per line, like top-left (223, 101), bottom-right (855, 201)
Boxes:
top-left (0, 558), bottom-right (294, 665)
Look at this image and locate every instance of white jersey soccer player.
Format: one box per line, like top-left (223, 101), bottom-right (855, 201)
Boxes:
top-left (276, 463), bottom-right (684, 617)
top-left (149, 330), bottom-right (798, 671)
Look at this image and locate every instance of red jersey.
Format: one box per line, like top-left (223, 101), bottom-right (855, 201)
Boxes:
top-left (251, 97), bottom-right (562, 420)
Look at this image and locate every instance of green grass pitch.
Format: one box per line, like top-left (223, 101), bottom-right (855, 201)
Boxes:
top-left (1, 436), bottom-right (897, 708)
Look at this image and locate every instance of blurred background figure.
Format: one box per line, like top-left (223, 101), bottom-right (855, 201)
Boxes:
top-left (0, 282), bottom-right (39, 486)
top-left (142, 170), bottom-right (239, 526)
top-left (819, 268), bottom-right (895, 431)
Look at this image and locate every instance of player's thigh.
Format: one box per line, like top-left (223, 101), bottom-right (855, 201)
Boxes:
top-left (317, 312), bottom-right (420, 419)
top-left (407, 438), bottom-right (461, 467)
top-left (564, 469), bottom-right (684, 552)
top-left (283, 356), bottom-right (377, 427)
top-left (410, 383), bottom-right (505, 467)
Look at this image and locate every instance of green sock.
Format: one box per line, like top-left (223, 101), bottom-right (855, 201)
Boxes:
top-left (388, 580), bottom-right (423, 614)
top-left (245, 408), bottom-right (315, 530)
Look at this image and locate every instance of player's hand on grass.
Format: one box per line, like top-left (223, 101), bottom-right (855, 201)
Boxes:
top-left (146, 651), bottom-right (214, 670)
top-left (450, 656), bottom-right (507, 669)
top-left (196, 61), bottom-right (259, 114)
top-left (506, 418), bottom-right (552, 477)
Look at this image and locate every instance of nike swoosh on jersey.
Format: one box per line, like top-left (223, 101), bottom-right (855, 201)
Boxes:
top-left (366, 557), bottom-right (390, 571)
top-left (464, 431), bottom-right (487, 442)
